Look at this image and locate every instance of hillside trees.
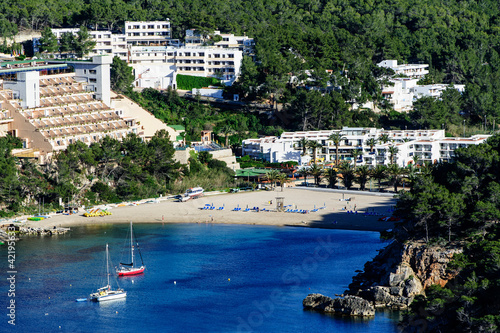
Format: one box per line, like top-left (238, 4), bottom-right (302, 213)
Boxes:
top-left (110, 56), bottom-right (134, 93)
top-left (396, 134), bottom-right (500, 242)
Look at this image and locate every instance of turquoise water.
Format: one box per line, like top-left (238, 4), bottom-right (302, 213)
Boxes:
top-left (0, 223), bottom-right (400, 332)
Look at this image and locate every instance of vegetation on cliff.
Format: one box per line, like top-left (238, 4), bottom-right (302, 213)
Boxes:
top-left (392, 135), bottom-right (500, 332)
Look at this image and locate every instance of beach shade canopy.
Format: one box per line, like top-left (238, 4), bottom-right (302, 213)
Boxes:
top-left (235, 168), bottom-right (271, 178)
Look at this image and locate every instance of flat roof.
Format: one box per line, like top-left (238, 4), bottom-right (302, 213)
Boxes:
top-left (170, 124), bottom-right (185, 131)
top-left (0, 64), bottom-right (69, 75)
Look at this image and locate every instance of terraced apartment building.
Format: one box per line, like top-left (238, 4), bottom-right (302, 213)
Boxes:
top-left (0, 56), bottom-right (142, 164)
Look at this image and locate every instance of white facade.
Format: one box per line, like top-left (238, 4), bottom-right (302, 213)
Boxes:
top-left (382, 78), bottom-right (466, 112)
top-left (50, 20), bottom-right (179, 60)
top-left (381, 78), bottom-right (419, 112)
top-left (51, 28), bottom-right (128, 60)
top-left (242, 127), bottom-right (491, 167)
top-left (129, 46), bottom-right (243, 89)
top-left (377, 60), bottom-right (429, 78)
top-left (185, 29), bottom-right (254, 55)
top-left (412, 84), bottom-right (465, 100)
top-left (69, 56), bottom-right (112, 106)
top-left (125, 20), bottom-right (179, 46)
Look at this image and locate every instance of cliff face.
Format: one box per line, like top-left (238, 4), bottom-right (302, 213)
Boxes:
top-left (347, 241), bottom-right (463, 310)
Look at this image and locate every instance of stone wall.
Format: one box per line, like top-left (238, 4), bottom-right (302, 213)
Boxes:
top-left (174, 148), bottom-right (240, 170)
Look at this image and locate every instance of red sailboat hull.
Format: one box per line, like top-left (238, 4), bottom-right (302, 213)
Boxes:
top-left (117, 267), bottom-right (145, 276)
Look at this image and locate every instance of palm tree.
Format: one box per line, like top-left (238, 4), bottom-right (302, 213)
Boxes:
top-left (309, 164), bottom-right (323, 186)
top-left (378, 133), bottom-right (391, 144)
top-left (277, 173), bottom-right (289, 191)
top-left (323, 168), bottom-right (338, 188)
top-left (298, 138), bottom-right (309, 156)
top-left (307, 141), bottom-right (323, 164)
top-left (219, 125), bottom-right (233, 147)
top-left (355, 165), bottom-right (371, 191)
top-left (298, 167), bottom-right (310, 186)
top-left (265, 169), bottom-right (280, 189)
top-left (230, 142), bottom-right (241, 156)
top-left (403, 163), bottom-right (418, 188)
top-left (339, 162), bottom-right (355, 190)
top-left (371, 165), bottom-right (387, 191)
top-left (388, 145), bottom-right (399, 164)
top-left (386, 163), bottom-right (403, 192)
top-left (366, 138), bottom-right (377, 153)
top-left (351, 148), bottom-right (362, 167)
top-left (328, 132), bottom-right (346, 166)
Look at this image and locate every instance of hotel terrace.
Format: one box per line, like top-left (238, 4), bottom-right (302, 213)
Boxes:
top-left (0, 57), bottom-right (140, 163)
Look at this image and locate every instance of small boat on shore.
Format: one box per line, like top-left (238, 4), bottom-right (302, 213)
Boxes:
top-left (90, 244), bottom-right (127, 302)
top-left (117, 221), bottom-right (145, 276)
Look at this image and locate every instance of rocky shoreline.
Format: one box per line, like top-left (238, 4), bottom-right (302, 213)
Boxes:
top-left (303, 239), bottom-right (463, 316)
top-left (0, 224), bottom-right (71, 242)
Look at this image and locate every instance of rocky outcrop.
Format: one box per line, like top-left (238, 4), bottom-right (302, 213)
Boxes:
top-left (347, 241), bottom-right (463, 310)
top-left (303, 293), bottom-right (375, 317)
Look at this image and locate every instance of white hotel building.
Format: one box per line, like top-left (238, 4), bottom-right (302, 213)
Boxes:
top-left (377, 60), bottom-right (465, 112)
top-left (50, 20), bottom-right (179, 61)
top-left (47, 22), bottom-right (246, 89)
top-left (377, 60), bottom-right (429, 79)
top-left (129, 46), bottom-right (243, 89)
top-left (242, 127), bottom-right (490, 167)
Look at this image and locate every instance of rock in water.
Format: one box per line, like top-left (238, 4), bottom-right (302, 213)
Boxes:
top-left (303, 293), bottom-right (375, 317)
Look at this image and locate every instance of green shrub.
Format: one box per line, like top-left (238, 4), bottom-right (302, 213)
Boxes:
top-left (176, 74), bottom-right (221, 90)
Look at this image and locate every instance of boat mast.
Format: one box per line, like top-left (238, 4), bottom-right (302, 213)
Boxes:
top-left (106, 244), bottom-right (110, 287)
top-left (130, 221), bottom-right (134, 267)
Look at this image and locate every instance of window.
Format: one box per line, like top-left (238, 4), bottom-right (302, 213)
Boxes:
top-left (148, 25), bottom-right (154, 29)
top-left (162, 25), bottom-right (168, 29)
top-left (223, 37), bottom-right (229, 41)
top-left (199, 52), bottom-right (204, 57)
top-left (89, 70), bottom-right (96, 75)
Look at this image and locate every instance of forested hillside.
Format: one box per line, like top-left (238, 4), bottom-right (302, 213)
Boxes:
top-left (2, 0), bottom-right (500, 132)
top-left (394, 135), bottom-right (500, 332)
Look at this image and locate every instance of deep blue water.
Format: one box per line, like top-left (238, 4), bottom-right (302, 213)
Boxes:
top-left (0, 223), bottom-right (400, 332)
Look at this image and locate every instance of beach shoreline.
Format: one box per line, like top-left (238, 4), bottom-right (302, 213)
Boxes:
top-left (14, 188), bottom-right (398, 233)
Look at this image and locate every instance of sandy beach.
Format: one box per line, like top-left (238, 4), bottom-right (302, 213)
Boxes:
top-left (20, 187), bottom-right (398, 232)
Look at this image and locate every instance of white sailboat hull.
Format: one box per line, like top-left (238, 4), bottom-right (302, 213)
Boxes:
top-left (90, 289), bottom-right (127, 302)
top-left (96, 291), bottom-right (127, 302)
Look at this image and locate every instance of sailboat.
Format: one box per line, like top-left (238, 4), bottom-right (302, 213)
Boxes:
top-left (117, 221), bottom-right (145, 276)
top-left (90, 244), bottom-right (127, 302)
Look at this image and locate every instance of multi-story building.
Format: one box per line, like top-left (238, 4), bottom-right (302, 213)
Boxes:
top-left (48, 20), bottom-right (179, 61)
top-left (124, 20), bottom-right (179, 46)
top-left (49, 29), bottom-right (128, 60)
top-left (0, 56), bottom-right (139, 163)
top-left (242, 127), bottom-right (490, 167)
top-left (381, 78), bottom-right (465, 112)
top-left (377, 60), bottom-right (429, 79)
top-left (0, 56), bottom-right (183, 164)
top-left (129, 46), bottom-right (243, 88)
top-left (185, 29), bottom-right (254, 55)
